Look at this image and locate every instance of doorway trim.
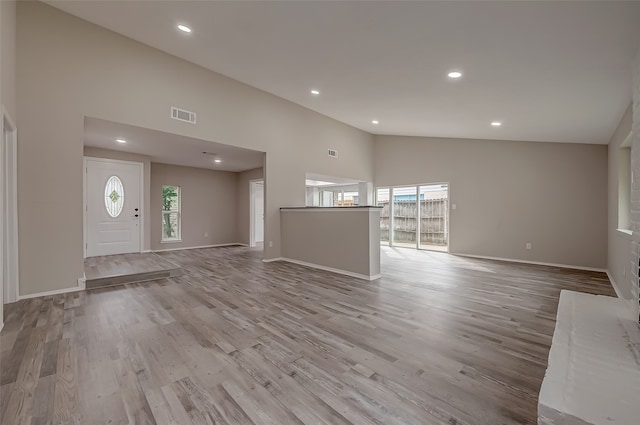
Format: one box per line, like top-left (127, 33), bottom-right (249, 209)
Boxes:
top-left (249, 178), bottom-right (264, 248)
top-left (2, 106), bottom-right (19, 304)
top-left (83, 156), bottom-right (145, 258)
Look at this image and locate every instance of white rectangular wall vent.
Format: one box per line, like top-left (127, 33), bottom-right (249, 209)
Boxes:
top-left (328, 149), bottom-right (338, 158)
top-left (171, 106), bottom-right (197, 124)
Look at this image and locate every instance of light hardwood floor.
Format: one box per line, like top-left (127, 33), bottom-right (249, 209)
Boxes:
top-left (84, 253), bottom-right (181, 281)
top-left (84, 253), bottom-right (182, 289)
top-left (1, 246), bottom-right (615, 425)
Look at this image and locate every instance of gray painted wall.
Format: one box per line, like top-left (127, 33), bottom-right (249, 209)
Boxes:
top-left (1, 0), bottom-right (15, 119)
top-left (16, 2), bottom-right (373, 296)
top-left (151, 163), bottom-right (238, 250)
top-left (374, 135), bottom-right (608, 269)
top-left (9, 0), bottom-right (638, 301)
top-left (281, 208), bottom-right (381, 278)
top-left (607, 105), bottom-right (633, 299)
top-left (83, 150), bottom-right (256, 253)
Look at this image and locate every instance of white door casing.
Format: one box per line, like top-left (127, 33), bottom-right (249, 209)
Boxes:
top-left (254, 181), bottom-right (264, 243)
top-left (250, 179), bottom-right (264, 247)
top-left (85, 158), bottom-right (143, 257)
top-left (2, 108), bottom-right (19, 305)
top-left (1, 114), bottom-right (5, 311)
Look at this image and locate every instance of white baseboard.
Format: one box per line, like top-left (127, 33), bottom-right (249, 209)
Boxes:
top-left (605, 273), bottom-right (639, 317)
top-left (18, 284), bottom-right (84, 300)
top-left (267, 257), bottom-right (381, 281)
top-left (454, 253), bottom-right (607, 273)
top-left (78, 274), bottom-right (86, 290)
top-left (18, 273), bottom-right (86, 300)
top-left (19, 245), bottom-right (246, 300)
top-left (605, 271), bottom-right (623, 299)
top-left (152, 243), bottom-right (244, 253)
top-left (262, 257), bottom-right (284, 263)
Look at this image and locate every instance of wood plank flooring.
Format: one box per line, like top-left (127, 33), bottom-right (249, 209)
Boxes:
top-left (1, 246), bottom-right (615, 425)
top-left (84, 253), bottom-right (182, 289)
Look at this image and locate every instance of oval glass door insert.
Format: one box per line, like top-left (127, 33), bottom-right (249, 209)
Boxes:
top-left (104, 175), bottom-right (125, 218)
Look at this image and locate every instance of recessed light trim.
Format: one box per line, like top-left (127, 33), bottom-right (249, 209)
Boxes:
top-left (116, 139), bottom-right (127, 144)
top-left (448, 71), bottom-right (463, 79)
top-left (372, 120), bottom-right (379, 125)
top-left (491, 121), bottom-right (502, 127)
top-left (177, 24), bottom-right (192, 33)
top-left (310, 89), bottom-right (320, 95)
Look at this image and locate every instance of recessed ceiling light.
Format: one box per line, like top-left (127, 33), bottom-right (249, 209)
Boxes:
top-left (214, 159), bottom-right (222, 163)
top-left (177, 24), bottom-right (192, 33)
top-left (491, 121), bottom-right (502, 127)
top-left (116, 139), bottom-right (127, 144)
top-left (448, 71), bottom-right (463, 79)
top-left (372, 120), bottom-right (379, 125)
top-left (310, 89), bottom-right (320, 95)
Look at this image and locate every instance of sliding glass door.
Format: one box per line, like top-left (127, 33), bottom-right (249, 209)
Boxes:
top-left (418, 184), bottom-right (449, 251)
top-left (376, 188), bottom-right (390, 243)
top-left (392, 186), bottom-right (418, 248)
top-left (376, 183), bottom-right (449, 252)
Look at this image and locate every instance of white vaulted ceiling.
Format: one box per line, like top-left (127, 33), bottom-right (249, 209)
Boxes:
top-left (48, 1), bottom-right (640, 144)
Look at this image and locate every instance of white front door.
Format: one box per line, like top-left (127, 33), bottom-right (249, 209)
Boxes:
top-left (85, 158), bottom-right (142, 257)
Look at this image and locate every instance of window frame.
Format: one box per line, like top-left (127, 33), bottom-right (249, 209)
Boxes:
top-left (376, 183), bottom-right (450, 251)
top-left (104, 175), bottom-right (125, 218)
top-left (617, 131), bottom-right (632, 234)
top-left (161, 185), bottom-right (182, 243)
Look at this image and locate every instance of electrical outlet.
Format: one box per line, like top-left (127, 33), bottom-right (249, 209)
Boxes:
top-left (526, 242), bottom-right (532, 250)
top-left (204, 232), bottom-right (208, 237)
top-left (269, 241), bottom-right (273, 248)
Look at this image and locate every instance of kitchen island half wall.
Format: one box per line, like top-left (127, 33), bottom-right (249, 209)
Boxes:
top-left (279, 207), bottom-right (381, 280)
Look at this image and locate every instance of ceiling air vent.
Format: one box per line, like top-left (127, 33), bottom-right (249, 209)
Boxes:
top-left (328, 149), bottom-right (338, 158)
top-left (171, 106), bottom-right (197, 124)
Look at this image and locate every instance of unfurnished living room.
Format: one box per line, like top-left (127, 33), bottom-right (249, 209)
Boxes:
top-left (1, 1), bottom-right (640, 424)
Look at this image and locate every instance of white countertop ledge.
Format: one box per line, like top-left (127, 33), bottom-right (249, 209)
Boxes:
top-left (538, 290), bottom-right (640, 425)
top-left (280, 206), bottom-right (382, 212)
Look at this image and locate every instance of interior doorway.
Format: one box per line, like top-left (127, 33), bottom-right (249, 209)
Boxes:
top-left (376, 183), bottom-right (449, 252)
top-left (2, 109), bottom-right (19, 305)
top-left (250, 179), bottom-right (264, 247)
top-left (84, 157), bottom-right (143, 257)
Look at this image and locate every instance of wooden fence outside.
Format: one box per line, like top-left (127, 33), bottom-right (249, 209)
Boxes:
top-left (379, 198), bottom-right (448, 246)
